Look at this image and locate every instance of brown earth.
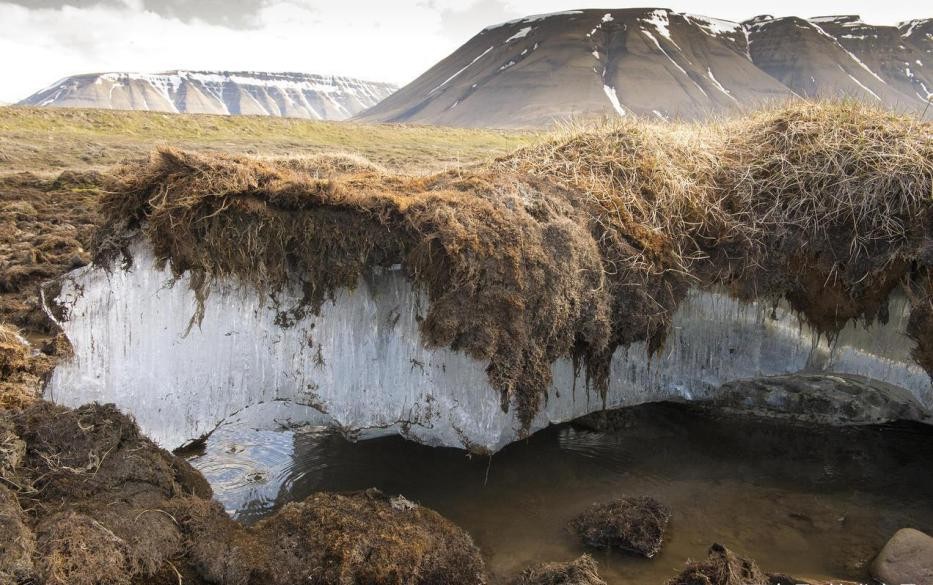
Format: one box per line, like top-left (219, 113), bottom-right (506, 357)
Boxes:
top-left (666, 544), bottom-right (862, 585)
top-left (508, 555), bottom-right (606, 585)
top-left (0, 401), bottom-right (486, 585)
top-left (0, 172), bottom-right (101, 336)
top-left (569, 496), bottom-right (671, 557)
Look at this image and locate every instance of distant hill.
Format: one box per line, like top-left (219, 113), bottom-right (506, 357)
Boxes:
top-left (19, 71), bottom-right (398, 121)
top-left (357, 9), bottom-right (933, 127)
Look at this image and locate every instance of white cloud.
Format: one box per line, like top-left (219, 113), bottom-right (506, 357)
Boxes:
top-left (0, 0), bottom-right (928, 103)
top-left (0, 0), bottom-right (458, 101)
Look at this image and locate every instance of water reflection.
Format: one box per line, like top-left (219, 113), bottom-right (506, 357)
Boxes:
top-left (188, 403), bottom-right (933, 584)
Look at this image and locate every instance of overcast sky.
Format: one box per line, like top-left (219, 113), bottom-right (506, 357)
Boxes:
top-left (0, 0), bottom-right (929, 103)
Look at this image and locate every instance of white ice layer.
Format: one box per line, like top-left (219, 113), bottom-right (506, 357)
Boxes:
top-left (46, 243), bottom-right (933, 451)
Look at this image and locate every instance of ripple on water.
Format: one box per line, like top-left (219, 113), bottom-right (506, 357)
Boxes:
top-left (187, 426), bottom-right (297, 518)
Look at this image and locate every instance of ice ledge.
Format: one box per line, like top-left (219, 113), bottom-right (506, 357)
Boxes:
top-left (45, 242), bottom-right (932, 450)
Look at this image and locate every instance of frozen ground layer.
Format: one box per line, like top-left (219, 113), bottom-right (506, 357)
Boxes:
top-left (45, 242), bottom-right (932, 450)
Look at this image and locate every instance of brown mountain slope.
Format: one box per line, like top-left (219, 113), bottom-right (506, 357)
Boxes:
top-left (358, 9), bottom-right (932, 127)
top-left (357, 8), bottom-right (794, 127)
top-left (815, 16), bottom-right (933, 106)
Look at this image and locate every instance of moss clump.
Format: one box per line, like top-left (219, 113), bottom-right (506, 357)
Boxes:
top-left (4, 402), bottom-right (209, 585)
top-left (94, 101), bottom-right (933, 430)
top-left (508, 555), bottom-right (606, 585)
top-left (666, 544), bottom-right (829, 585)
top-left (0, 484), bottom-right (34, 583)
top-left (569, 496), bottom-right (671, 557)
top-left (177, 488), bottom-right (486, 585)
top-left (0, 324), bottom-right (56, 410)
top-left (0, 172), bottom-right (100, 334)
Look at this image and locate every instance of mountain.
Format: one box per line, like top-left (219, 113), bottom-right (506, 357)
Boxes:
top-left (357, 9), bottom-right (932, 127)
top-left (747, 15), bottom-right (930, 108)
top-left (19, 71), bottom-right (397, 120)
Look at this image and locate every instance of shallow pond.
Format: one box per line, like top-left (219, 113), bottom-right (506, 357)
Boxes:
top-left (186, 403), bottom-right (933, 584)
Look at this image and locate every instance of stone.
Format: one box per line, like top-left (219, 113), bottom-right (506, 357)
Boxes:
top-left (870, 528), bottom-right (933, 585)
top-left (707, 374), bottom-right (929, 425)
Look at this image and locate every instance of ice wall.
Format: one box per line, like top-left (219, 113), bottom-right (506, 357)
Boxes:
top-left (45, 242), bottom-right (933, 450)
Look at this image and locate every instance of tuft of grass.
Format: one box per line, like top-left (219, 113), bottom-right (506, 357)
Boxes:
top-left (0, 323), bottom-right (49, 410)
top-left (508, 555), bottom-right (606, 585)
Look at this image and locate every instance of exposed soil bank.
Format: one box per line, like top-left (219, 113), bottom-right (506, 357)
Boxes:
top-left (86, 102), bottom-right (932, 438)
top-left (0, 171), bottom-right (101, 335)
top-left (0, 401), bottom-right (485, 585)
top-left (4, 398), bottom-right (912, 585)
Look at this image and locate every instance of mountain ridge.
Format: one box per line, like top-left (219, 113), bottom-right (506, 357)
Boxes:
top-left (357, 9), bottom-right (932, 127)
top-left (20, 70), bottom-right (397, 121)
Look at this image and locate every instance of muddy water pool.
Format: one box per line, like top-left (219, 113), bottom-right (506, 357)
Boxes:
top-left (186, 403), bottom-right (933, 584)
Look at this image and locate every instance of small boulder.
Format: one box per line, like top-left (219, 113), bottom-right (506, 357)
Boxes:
top-left (870, 528), bottom-right (933, 585)
top-left (708, 374), bottom-right (927, 425)
top-left (569, 496), bottom-right (671, 557)
top-left (509, 555), bottom-right (606, 585)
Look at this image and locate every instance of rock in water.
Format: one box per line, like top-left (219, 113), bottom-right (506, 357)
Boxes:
top-left (569, 496), bottom-right (671, 557)
top-left (870, 528), bottom-right (933, 585)
top-left (509, 555), bottom-right (606, 585)
top-left (706, 374), bottom-right (928, 425)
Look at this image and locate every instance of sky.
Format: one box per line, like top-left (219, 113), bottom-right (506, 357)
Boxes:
top-left (0, 0), bottom-right (929, 103)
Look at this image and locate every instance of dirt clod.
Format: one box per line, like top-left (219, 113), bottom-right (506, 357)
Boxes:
top-left (569, 496), bottom-right (671, 557)
top-left (667, 544), bottom-right (769, 585)
top-left (508, 555), bottom-right (607, 585)
top-left (0, 484), bottom-right (34, 583)
top-left (179, 488), bottom-right (487, 585)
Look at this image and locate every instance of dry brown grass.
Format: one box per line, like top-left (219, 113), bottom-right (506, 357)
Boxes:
top-left (92, 101), bottom-right (932, 430)
top-left (667, 544), bottom-right (771, 585)
top-left (569, 496), bottom-right (671, 557)
top-left (508, 555), bottom-right (606, 585)
top-left (0, 105), bottom-right (532, 174)
top-left (0, 484), bottom-right (35, 583)
top-left (176, 488), bottom-right (486, 585)
top-left (0, 171), bottom-right (101, 334)
top-left (0, 323), bottom-right (50, 410)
